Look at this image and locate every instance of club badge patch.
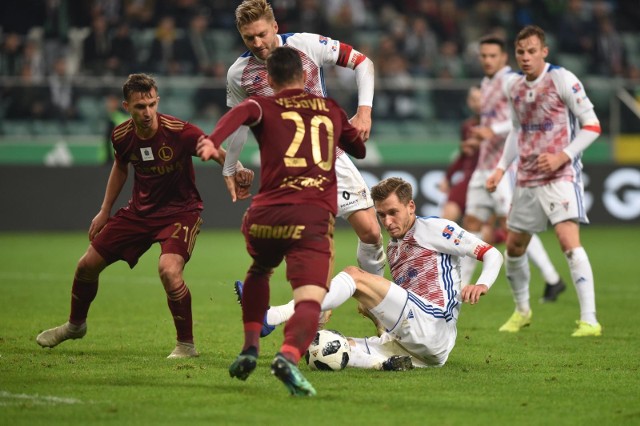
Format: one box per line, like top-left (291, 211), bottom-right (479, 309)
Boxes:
top-left (141, 147), bottom-right (154, 161)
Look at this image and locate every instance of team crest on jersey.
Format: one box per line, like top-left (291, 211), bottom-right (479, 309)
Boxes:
top-left (140, 147), bottom-right (154, 161)
top-left (158, 146), bottom-right (173, 161)
top-left (572, 83), bottom-right (582, 93)
top-left (318, 35), bottom-right (328, 45)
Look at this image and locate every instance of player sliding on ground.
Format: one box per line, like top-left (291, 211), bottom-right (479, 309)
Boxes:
top-left (236, 177), bottom-right (504, 369)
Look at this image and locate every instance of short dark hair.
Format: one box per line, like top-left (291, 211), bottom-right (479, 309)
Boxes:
top-left (479, 35), bottom-right (506, 52)
top-left (371, 177), bottom-right (413, 205)
top-left (515, 25), bottom-right (546, 47)
top-left (122, 73), bottom-right (158, 101)
top-left (266, 47), bottom-right (303, 86)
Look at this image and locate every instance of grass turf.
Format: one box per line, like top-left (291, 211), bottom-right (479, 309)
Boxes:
top-left (1, 226), bottom-right (639, 425)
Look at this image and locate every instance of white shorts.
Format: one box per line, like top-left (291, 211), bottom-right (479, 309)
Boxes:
top-left (336, 154), bottom-right (374, 219)
top-left (507, 180), bottom-right (589, 233)
top-left (465, 169), bottom-right (513, 222)
top-left (350, 283), bottom-right (458, 367)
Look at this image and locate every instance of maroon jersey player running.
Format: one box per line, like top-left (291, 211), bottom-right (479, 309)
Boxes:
top-left (198, 46), bottom-right (366, 396)
top-left (36, 73), bottom-right (253, 358)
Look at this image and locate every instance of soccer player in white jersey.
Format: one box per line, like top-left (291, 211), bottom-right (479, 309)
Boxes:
top-left (245, 177), bottom-right (503, 369)
top-left (223, 0), bottom-right (385, 278)
top-left (460, 35), bottom-right (566, 303)
top-left (486, 25), bottom-right (603, 337)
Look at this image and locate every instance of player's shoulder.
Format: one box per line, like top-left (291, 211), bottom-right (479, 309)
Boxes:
top-left (284, 32), bottom-right (335, 49)
top-left (158, 113), bottom-right (188, 133)
top-left (112, 118), bottom-right (134, 143)
top-left (228, 52), bottom-right (253, 76)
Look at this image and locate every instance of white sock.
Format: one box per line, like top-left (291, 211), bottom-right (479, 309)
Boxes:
top-left (265, 300), bottom-right (294, 326)
top-left (505, 252), bottom-right (531, 315)
top-left (527, 234), bottom-right (560, 284)
top-left (357, 238), bottom-right (386, 276)
top-left (264, 272), bottom-right (357, 326)
top-left (460, 231), bottom-right (481, 284)
top-left (346, 340), bottom-right (387, 369)
top-left (565, 247), bottom-right (597, 324)
top-left (321, 271), bottom-right (357, 311)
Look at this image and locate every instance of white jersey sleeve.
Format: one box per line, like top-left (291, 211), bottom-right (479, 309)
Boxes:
top-left (550, 68), bottom-right (595, 117)
top-left (414, 217), bottom-right (493, 261)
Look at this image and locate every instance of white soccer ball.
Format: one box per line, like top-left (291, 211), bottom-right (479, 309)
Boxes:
top-left (305, 329), bottom-right (350, 371)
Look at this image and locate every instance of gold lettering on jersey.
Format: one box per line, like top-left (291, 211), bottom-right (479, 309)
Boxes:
top-left (276, 95), bottom-right (329, 112)
top-left (280, 175), bottom-right (330, 191)
top-left (248, 224), bottom-right (305, 239)
top-left (137, 162), bottom-right (183, 175)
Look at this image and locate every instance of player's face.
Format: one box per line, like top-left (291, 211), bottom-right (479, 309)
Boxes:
top-left (479, 43), bottom-right (507, 78)
top-left (515, 35), bottom-right (548, 81)
top-left (239, 18), bottom-right (279, 61)
top-left (123, 89), bottom-right (159, 137)
top-left (466, 87), bottom-right (482, 115)
top-left (375, 193), bottom-right (416, 240)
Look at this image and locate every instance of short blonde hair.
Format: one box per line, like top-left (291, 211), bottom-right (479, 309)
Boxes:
top-left (235, 0), bottom-right (275, 30)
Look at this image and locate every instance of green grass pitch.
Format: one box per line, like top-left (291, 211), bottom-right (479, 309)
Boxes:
top-left (1, 226), bottom-right (639, 425)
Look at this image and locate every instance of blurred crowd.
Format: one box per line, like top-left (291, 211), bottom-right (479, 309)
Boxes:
top-left (0, 0), bottom-right (639, 124)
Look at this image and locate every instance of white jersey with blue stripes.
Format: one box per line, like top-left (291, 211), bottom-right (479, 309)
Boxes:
top-left (386, 216), bottom-right (492, 322)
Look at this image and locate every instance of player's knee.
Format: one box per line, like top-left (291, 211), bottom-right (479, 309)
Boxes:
top-left (158, 262), bottom-right (183, 287)
top-left (75, 252), bottom-right (103, 281)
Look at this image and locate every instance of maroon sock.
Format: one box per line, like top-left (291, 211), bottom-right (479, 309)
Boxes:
top-left (69, 277), bottom-right (98, 325)
top-left (241, 268), bottom-right (271, 351)
top-left (166, 282), bottom-right (193, 344)
top-left (281, 300), bottom-right (321, 364)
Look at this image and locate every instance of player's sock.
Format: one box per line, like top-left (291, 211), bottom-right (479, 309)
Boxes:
top-left (265, 271), bottom-right (356, 326)
top-left (321, 271), bottom-right (357, 311)
top-left (357, 238), bottom-right (386, 276)
top-left (527, 234), bottom-right (560, 284)
top-left (565, 247), bottom-right (597, 324)
top-left (280, 300), bottom-right (321, 364)
top-left (460, 231), bottom-right (482, 284)
top-left (265, 300), bottom-right (295, 326)
top-left (505, 252), bottom-right (531, 315)
top-left (166, 281), bottom-right (193, 343)
top-left (69, 277), bottom-right (98, 325)
top-left (346, 344), bottom-right (387, 369)
top-left (241, 269), bottom-right (271, 350)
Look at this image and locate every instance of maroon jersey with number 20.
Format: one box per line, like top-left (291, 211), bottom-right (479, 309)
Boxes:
top-left (208, 88), bottom-right (365, 215)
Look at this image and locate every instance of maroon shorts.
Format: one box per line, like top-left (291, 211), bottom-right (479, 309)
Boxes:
top-left (91, 208), bottom-right (203, 268)
top-left (447, 180), bottom-right (469, 211)
top-left (241, 204), bottom-right (335, 290)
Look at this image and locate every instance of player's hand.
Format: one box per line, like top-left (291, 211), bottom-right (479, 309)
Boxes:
top-left (538, 152), bottom-right (569, 174)
top-left (471, 126), bottom-right (494, 141)
top-left (88, 210), bottom-right (109, 241)
top-left (349, 106), bottom-right (372, 141)
top-left (234, 168), bottom-right (254, 201)
top-left (461, 284), bottom-right (488, 304)
top-left (196, 137), bottom-right (221, 162)
top-left (438, 178), bottom-right (450, 194)
top-left (486, 168), bottom-right (504, 193)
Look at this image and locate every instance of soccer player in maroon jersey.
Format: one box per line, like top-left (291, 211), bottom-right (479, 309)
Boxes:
top-left (198, 47), bottom-right (366, 396)
top-left (36, 73), bottom-right (253, 358)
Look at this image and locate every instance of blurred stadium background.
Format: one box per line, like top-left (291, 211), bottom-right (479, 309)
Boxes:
top-left (0, 0), bottom-right (639, 228)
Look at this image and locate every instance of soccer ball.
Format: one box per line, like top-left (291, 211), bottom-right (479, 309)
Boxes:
top-left (305, 329), bottom-right (350, 371)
